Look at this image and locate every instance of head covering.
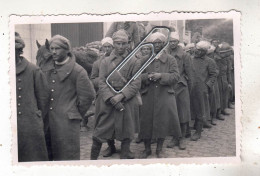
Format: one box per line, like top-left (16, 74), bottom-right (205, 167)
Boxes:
top-left (196, 41), bottom-right (211, 51)
top-left (49, 35), bottom-right (71, 51)
top-left (148, 32), bottom-right (167, 43)
top-left (112, 29), bottom-right (128, 42)
top-left (170, 32), bottom-right (180, 41)
top-left (185, 43), bottom-right (195, 52)
top-left (218, 42), bottom-right (232, 53)
top-left (15, 32), bottom-right (25, 49)
top-left (207, 45), bottom-right (216, 54)
top-left (101, 37), bottom-right (113, 46)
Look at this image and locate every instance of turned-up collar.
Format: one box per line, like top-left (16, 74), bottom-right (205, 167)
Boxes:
top-left (168, 46), bottom-right (184, 59)
top-left (109, 50), bottom-right (129, 61)
top-left (16, 57), bottom-right (29, 75)
top-left (55, 55), bottom-right (76, 82)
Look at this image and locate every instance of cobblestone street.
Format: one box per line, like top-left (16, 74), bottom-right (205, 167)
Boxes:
top-left (80, 107), bottom-right (236, 160)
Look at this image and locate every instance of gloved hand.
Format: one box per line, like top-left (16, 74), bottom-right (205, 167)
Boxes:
top-left (148, 72), bottom-right (161, 82)
top-left (114, 102), bottom-right (125, 111)
top-left (110, 93), bottom-right (125, 106)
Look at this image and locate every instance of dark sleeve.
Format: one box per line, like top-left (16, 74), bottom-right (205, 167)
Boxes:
top-left (105, 22), bottom-right (117, 37)
top-left (226, 56), bottom-right (232, 84)
top-left (133, 23), bottom-right (141, 47)
top-left (121, 60), bottom-right (142, 100)
top-left (76, 69), bottom-right (96, 117)
top-left (183, 53), bottom-right (193, 92)
top-left (34, 68), bottom-right (50, 119)
top-left (159, 56), bottom-right (180, 86)
top-left (206, 58), bottom-right (217, 88)
top-left (90, 60), bottom-right (100, 90)
top-left (99, 59), bottom-right (116, 102)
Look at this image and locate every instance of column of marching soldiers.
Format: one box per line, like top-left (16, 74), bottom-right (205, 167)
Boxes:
top-left (15, 21), bottom-right (235, 162)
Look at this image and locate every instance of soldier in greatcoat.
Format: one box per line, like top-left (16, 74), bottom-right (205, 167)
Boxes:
top-left (105, 22), bottom-right (140, 49)
top-left (15, 32), bottom-right (49, 162)
top-left (45, 35), bottom-right (95, 160)
top-left (90, 37), bottom-right (117, 158)
top-left (166, 32), bottom-right (193, 150)
top-left (90, 30), bottom-right (141, 160)
top-left (139, 32), bottom-right (181, 158)
top-left (190, 41), bottom-right (217, 141)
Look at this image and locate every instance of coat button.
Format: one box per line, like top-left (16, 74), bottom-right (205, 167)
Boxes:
top-left (18, 78), bottom-right (21, 82)
top-left (18, 111), bottom-right (22, 115)
top-left (18, 95), bottom-right (22, 99)
top-left (51, 89), bottom-right (55, 92)
top-left (51, 98), bottom-right (54, 101)
top-left (52, 80), bottom-right (55, 83)
top-left (18, 87), bottom-right (22, 90)
top-left (50, 107), bottom-right (53, 110)
top-left (155, 86), bottom-right (158, 88)
top-left (17, 103), bottom-right (21, 106)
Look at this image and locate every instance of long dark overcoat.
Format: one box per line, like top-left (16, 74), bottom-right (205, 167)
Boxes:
top-left (93, 50), bottom-right (141, 143)
top-left (45, 56), bottom-right (95, 160)
top-left (190, 55), bottom-right (217, 121)
top-left (214, 54), bottom-right (231, 111)
top-left (16, 57), bottom-right (49, 162)
top-left (139, 52), bottom-right (182, 139)
top-left (168, 46), bottom-right (193, 124)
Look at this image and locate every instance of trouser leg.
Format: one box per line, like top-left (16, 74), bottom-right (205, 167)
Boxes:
top-left (103, 139), bottom-right (117, 157)
top-left (141, 139), bottom-right (152, 158)
top-left (90, 138), bottom-right (102, 160)
top-left (120, 138), bottom-right (135, 159)
top-left (156, 138), bottom-right (165, 158)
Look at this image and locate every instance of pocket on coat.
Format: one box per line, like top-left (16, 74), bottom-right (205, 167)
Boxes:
top-left (35, 110), bottom-right (42, 118)
top-left (167, 89), bottom-right (175, 95)
top-left (67, 108), bottom-right (82, 120)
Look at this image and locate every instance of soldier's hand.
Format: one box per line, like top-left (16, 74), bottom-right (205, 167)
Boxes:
top-left (228, 84), bottom-right (232, 90)
top-left (110, 93), bottom-right (125, 106)
top-left (150, 73), bottom-right (162, 81)
top-left (114, 102), bottom-right (125, 111)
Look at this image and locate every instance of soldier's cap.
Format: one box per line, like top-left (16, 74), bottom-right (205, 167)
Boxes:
top-left (148, 32), bottom-right (167, 43)
top-left (112, 29), bottom-right (129, 43)
top-left (49, 35), bottom-right (72, 51)
top-left (218, 42), bottom-right (232, 53)
top-left (101, 37), bottom-right (113, 46)
top-left (170, 32), bottom-right (180, 41)
top-left (15, 32), bottom-right (25, 49)
top-left (196, 41), bottom-right (211, 51)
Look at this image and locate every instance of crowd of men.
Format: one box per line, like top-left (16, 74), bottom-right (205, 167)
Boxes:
top-left (15, 21), bottom-right (235, 162)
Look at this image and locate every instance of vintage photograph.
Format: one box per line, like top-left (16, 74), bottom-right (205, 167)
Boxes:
top-left (11, 13), bottom-right (240, 163)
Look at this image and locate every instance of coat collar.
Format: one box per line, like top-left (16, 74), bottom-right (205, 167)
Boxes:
top-left (16, 57), bottom-right (29, 75)
top-left (109, 50), bottom-right (128, 61)
top-left (156, 50), bottom-right (168, 63)
top-left (168, 46), bottom-right (183, 59)
top-left (55, 55), bottom-right (76, 82)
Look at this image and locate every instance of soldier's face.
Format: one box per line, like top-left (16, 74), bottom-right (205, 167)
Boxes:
top-left (194, 48), bottom-right (206, 57)
top-left (114, 41), bottom-right (128, 55)
top-left (212, 40), bottom-right (219, 48)
top-left (169, 39), bottom-right (179, 50)
top-left (102, 43), bottom-right (113, 55)
top-left (153, 39), bottom-right (164, 53)
top-left (50, 43), bottom-right (69, 62)
top-left (141, 46), bottom-right (152, 56)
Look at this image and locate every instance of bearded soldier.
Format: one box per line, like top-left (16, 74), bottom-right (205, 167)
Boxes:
top-left (190, 41), bottom-right (217, 141)
top-left (15, 32), bottom-right (49, 162)
top-left (46, 35), bottom-right (95, 160)
top-left (166, 32), bottom-right (193, 150)
top-left (91, 30), bottom-right (141, 160)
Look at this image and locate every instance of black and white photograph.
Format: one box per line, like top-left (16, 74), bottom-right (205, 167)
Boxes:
top-left (10, 12), bottom-right (240, 164)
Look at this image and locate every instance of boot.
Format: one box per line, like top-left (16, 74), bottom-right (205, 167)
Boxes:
top-left (185, 124), bottom-right (191, 138)
top-left (156, 138), bottom-right (165, 158)
top-left (140, 139), bottom-right (152, 159)
top-left (90, 138), bottom-right (102, 160)
top-left (203, 120), bottom-right (212, 128)
top-left (103, 139), bottom-right (117, 157)
top-left (178, 123), bottom-right (187, 150)
top-left (178, 138), bottom-right (186, 150)
top-left (228, 102), bottom-right (234, 109)
top-left (120, 139), bottom-right (135, 159)
top-left (167, 137), bottom-right (178, 148)
top-left (216, 109), bottom-right (225, 120)
top-left (221, 108), bottom-right (230, 115)
top-left (135, 136), bottom-right (143, 144)
top-left (211, 113), bottom-right (217, 125)
top-left (191, 121), bottom-right (203, 141)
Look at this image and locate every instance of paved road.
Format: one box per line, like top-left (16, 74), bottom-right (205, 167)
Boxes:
top-left (80, 107), bottom-right (236, 160)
